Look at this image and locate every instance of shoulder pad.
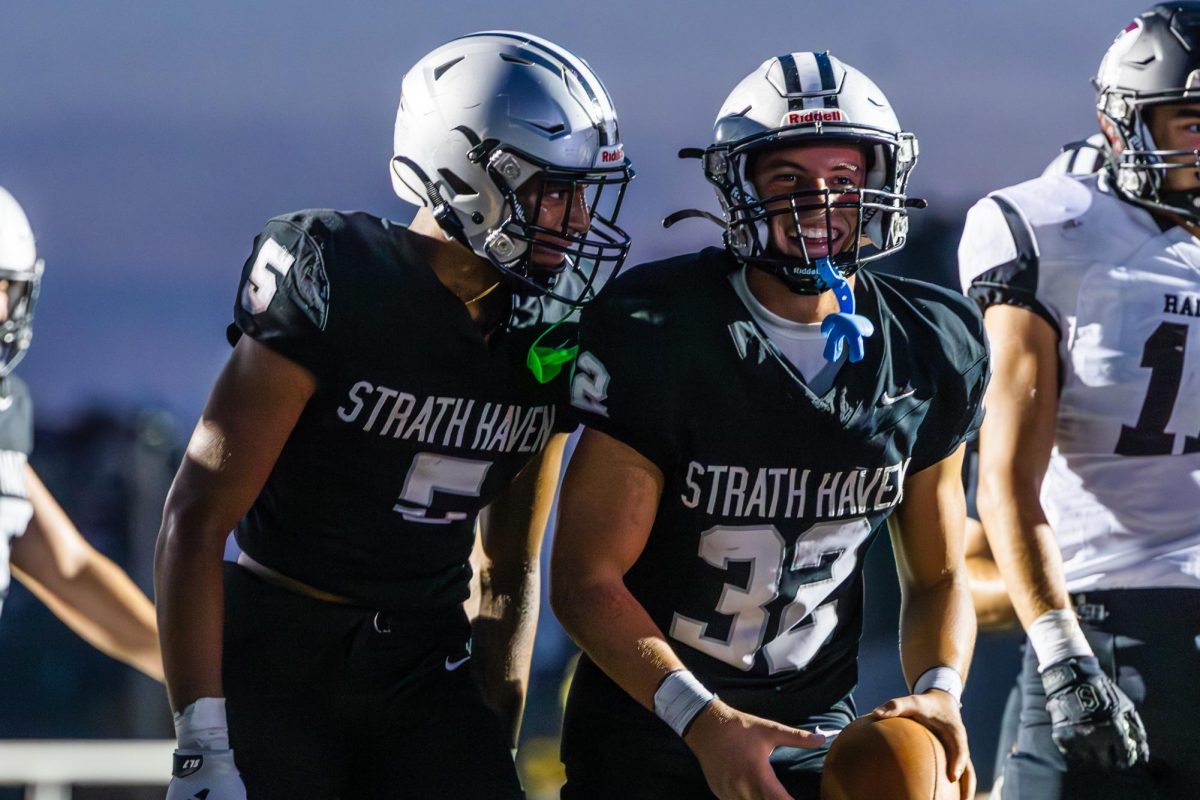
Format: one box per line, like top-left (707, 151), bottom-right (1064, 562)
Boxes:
top-left (990, 174), bottom-right (1094, 231)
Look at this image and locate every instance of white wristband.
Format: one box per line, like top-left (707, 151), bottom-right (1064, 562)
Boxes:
top-left (653, 669), bottom-right (715, 737)
top-left (1028, 609), bottom-right (1093, 671)
top-left (174, 697), bottom-right (231, 751)
top-left (913, 666), bottom-right (964, 705)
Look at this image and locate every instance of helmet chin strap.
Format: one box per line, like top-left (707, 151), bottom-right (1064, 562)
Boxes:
top-left (816, 258), bottom-right (874, 364)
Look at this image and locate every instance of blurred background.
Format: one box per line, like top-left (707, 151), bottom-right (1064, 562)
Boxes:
top-left (0, 0), bottom-right (1142, 796)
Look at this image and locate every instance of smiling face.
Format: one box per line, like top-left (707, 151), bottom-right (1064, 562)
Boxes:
top-left (747, 141), bottom-right (869, 261)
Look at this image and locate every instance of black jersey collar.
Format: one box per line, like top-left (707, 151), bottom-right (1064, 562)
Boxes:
top-left (713, 254), bottom-right (888, 422)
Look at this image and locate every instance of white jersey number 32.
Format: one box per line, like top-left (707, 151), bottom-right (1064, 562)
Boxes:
top-left (670, 517), bottom-right (872, 674)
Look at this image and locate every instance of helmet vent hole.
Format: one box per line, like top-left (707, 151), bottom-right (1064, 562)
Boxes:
top-left (528, 121), bottom-right (566, 135)
top-left (499, 53), bottom-right (535, 66)
top-left (437, 168), bottom-right (477, 197)
top-left (433, 56), bottom-right (465, 80)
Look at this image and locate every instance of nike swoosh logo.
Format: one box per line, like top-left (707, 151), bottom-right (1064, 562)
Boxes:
top-left (444, 654), bottom-right (471, 671)
top-left (879, 388), bottom-right (916, 406)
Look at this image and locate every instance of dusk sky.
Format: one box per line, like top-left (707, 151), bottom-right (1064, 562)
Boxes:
top-left (4, 0), bottom-right (1140, 425)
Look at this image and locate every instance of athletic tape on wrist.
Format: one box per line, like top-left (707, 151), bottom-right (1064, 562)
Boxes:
top-left (653, 669), bottom-right (715, 737)
top-left (174, 696), bottom-right (231, 751)
top-left (913, 665), bottom-right (964, 705)
top-left (1028, 608), bottom-right (1093, 671)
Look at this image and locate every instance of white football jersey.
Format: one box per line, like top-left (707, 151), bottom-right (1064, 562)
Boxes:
top-left (0, 455), bottom-right (32, 619)
top-left (1041, 134), bottom-right (1105, 178)
top-left (0, 378), bottom-right (34, 619)
top-left (959, 173), bottom-right (1200, 591)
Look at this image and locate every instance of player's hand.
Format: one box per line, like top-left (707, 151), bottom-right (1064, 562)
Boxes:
top-left (1040, 655), bottom-right (1149, 770)
top-left (872, 690), bottom-right (976, 800)
top-left (683, 698), bottom-right (825, 800)
top-left (165, 748), bottom-right (247, 800)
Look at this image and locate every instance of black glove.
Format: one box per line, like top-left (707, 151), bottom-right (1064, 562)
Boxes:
top-left (1041, 655), bottom-right (1149, 770)
top-left (166, 748), bottom-right (247, 800)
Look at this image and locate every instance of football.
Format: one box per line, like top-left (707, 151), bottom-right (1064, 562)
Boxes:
top-left (821, 716), bottom-right (958, 800)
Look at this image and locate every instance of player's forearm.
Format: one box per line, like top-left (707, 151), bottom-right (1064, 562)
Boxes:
top-left (472, 559), bottom-right (540, 747)
top-left (14, 553), bottom-right (163, 681)
top-left (898, 572), bottom-right (976, 688)
top-left (154, 509), bottom-right (229, 711)
top-left (976, 476), bottom-right (1071, 629)
top-left (551, 574), bottom-right (686, 711)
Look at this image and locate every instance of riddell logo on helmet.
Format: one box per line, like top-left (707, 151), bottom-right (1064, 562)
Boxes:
top-left (599, 147), bottom-right (624, 164)
top-left (781, 110), bottom-right (844, 126)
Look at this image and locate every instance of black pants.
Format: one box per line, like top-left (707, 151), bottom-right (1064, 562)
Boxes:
top-left (560, 656), bottom-right (854, 800)
top-left (1000, 588), bottom-right (1200, 799)
top-left (221, 564), bottom-right (523, 800)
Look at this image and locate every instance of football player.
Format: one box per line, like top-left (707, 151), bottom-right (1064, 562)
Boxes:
top-left (964, 132), bottom-right (1108, 800)
top-left (963, 135), bottom-right (1106, 634)
top-left (552, 52), bottom-right (985, 800)
top-left (0, 186), bottom-right (162, 682)
top-left (956, 5), bottom-right (1200, 798)
top-left (154, 32), bottom-right (632, 799)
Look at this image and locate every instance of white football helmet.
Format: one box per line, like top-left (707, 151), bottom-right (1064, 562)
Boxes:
top-left (1095, 3), bottom-right (1200, 222)
top-left (391, 31), bottom-right (632, 305)
top-left (0, 187), bottom-right (42, 377)
top-left (700, 52), bottom-right (920, 294)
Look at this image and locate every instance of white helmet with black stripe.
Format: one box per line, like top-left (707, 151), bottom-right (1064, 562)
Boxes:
top-left (1095, 3), bottom-right (1200, 222)
top-left (0, 187), bottom-right (42, 377)
top-left (391, 31), bottom-right (633, 305)
top-left (701, 51), bottom-right (920, 294)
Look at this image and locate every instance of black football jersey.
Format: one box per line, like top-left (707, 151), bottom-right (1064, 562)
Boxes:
top-left (230, 210), bottom-right (575, 610)
top-left (569, 248), bottom-right (987, 717)
top-left (0, 376), bottom-right (34, 618)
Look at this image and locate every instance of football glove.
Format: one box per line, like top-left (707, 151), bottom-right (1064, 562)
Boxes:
top-left (166, 748), bottom-right (247, 800)
top-left (1040, 655), bottom-right (1149, 770)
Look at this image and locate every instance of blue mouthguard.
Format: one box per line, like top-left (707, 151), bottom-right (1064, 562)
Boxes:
top-left (816, 258), bottom-right (875, 364)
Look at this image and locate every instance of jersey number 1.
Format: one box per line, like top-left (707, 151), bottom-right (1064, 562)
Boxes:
top-left (1116, 321), bottom-right (1200, 455)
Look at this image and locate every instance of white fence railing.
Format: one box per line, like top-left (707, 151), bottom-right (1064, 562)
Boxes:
top-left (0, 740), bottom-right (173, 800)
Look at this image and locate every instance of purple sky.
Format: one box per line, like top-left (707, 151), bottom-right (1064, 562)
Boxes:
top-left (3, 0), bottom-right (1139, 423)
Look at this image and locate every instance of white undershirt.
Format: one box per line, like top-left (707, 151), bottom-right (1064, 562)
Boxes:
top-left (729, 267), bottom-right (842, 390)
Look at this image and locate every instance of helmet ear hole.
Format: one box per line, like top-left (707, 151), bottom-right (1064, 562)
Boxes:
top-left (390, 157), bottom-right (429, 208)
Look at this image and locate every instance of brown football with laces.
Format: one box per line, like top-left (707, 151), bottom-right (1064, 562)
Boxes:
top-left (821, 716), bottom-right (959, 800)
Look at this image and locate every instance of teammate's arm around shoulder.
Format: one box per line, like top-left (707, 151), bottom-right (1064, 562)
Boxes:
top-left (551, 428), bottom-right (823, 800)
top-left (154, 335), bottom-right (315, 799)
top-left (882, 443), bottom-right (976, 800)
top-left (473, 430), bottom-right (569, 750)
top-left (9, 465), bottom-right (162, 681)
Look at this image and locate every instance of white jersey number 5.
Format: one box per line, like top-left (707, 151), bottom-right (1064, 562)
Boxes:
top-left (240, 237), bottom-right (296, 315)
top-left (393, 453), bottom-right (492, 525)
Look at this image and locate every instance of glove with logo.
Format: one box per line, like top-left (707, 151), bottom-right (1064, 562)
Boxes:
top-left (165, 697), bottom-right (248, 800)
top-left (167, 749), bottom-right (247, 800)
top-left (1040, 656), bottom-right (1149, 770)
